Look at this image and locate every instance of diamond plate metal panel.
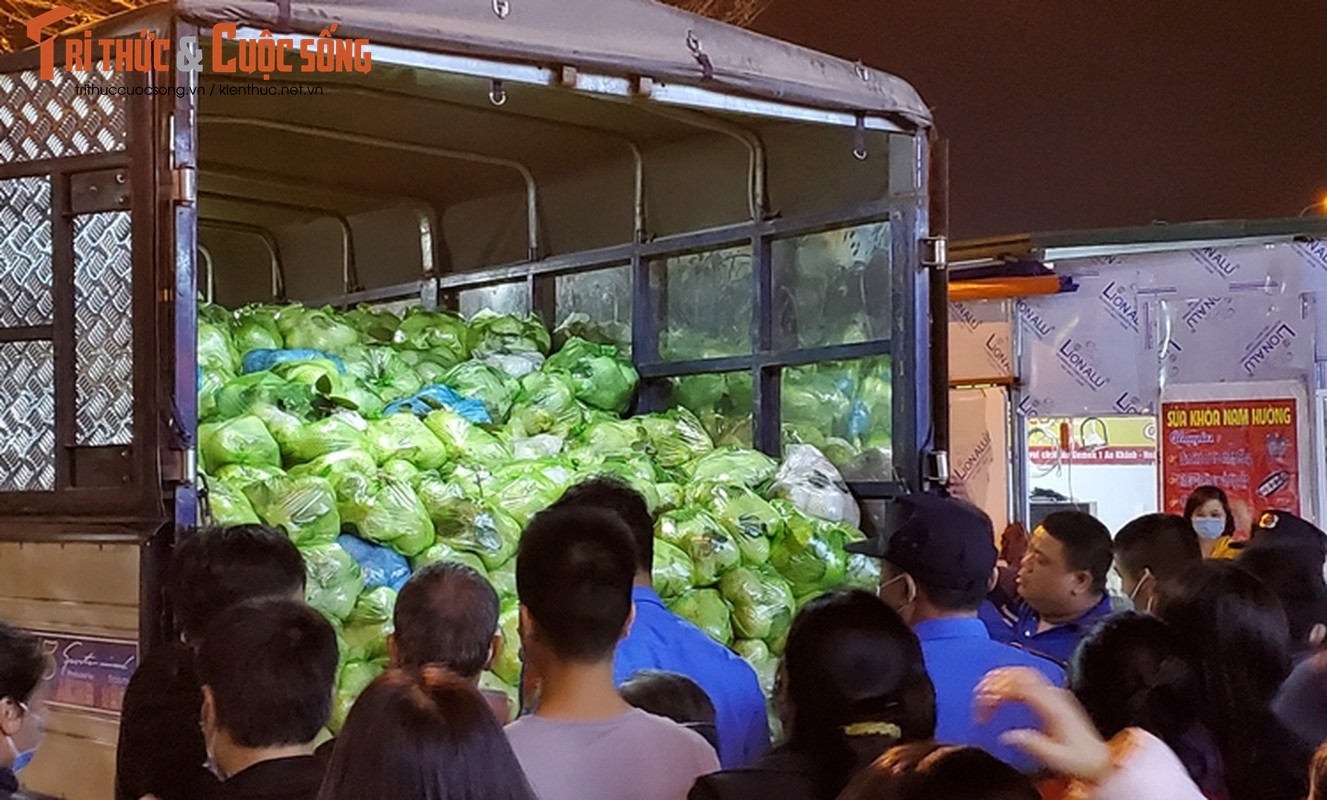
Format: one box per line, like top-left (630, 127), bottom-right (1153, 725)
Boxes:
top-left (0, 341), bottom-right (55, 492)
top-left (0, 175), bottom-right (53, 327)
top-left (0, 66), bottom-right (127, 163)
top-left (75, 211), bottom-right (133, 446)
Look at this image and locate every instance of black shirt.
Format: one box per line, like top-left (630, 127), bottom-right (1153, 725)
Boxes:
top-left (114, 642), bottom-right (219, 800)
top-left (214, 756), bottom-right (325, 800)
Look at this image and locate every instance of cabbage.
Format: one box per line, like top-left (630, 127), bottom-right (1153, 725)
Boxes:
top-left (577, 419), bottom-right (647, 461)
top-left (206, 476), bottom-right (261, 526)
top-left (697, 483), bottom-right (784, 566)
top-left (845, 553), bottom-right (883, 591)
top-left (543, 337), bottom-right (639, 413)
top-left (734, 639), bottom-right (778, 696)
top-left (200, 416), bottom-right (281, 472)
top-left (366, 414), bottom-right (449, 471)
top-left (656, 483), bottom-right (684, 513)
top-left (639, 408), bottom-right (714, 469)
top-left (399, 349), bottom-right (463, 385)
top-left (337, 473), bottom-right (436, 557)
top-left (491, 598), bottom-right (522, 685)
top-left (232, 307), bottom-right (284, 354)
top-left (656, 508), bottom-right (740, 587)
top-left (417, 477), bottom-right (520, 570)
top-left (489, 560), bottom-right (517, 600)
top-left (287, 415), bottom-right (370, 465)
top-left (668, 588), bottom-right (733, 646)
top-left (283, 308), bottom-right (361, 354)
top-left (289, 448), bottom-right (378, 483)
top-left (468, 310), bottom-right (551, 356)
top-left (199, 368), bottom-right (227, 421)
top-left (578, 457), bottom-right (662, 513)
top-left (653, 539), bottom-right (695, 599)
top-left (768, 502), bottom-right (849, 592)
top-left (424, 408), bottom-right (511, 465)
top-left (442, 362), bottom-right (518, 424)
top-left (488, 462), bottom-right (571, 526)
top-left (213, 462), bottom-right (285, 491)
top-left (344, 306), bottom-right (401, 344)
top-left (855, 372), bottom-right (893, 450)
top-left (303, 542), bottom-right (365, 622)
top-left (411, 540), bottom-right (490, 578)
top-left (684, 448), bottom-right (777, 489)
top-left (331, 659), bottom-right (383, 732)
top-left (198, 302), bottom-right (233, 327)
top-left (344, 346), bottom-right (424, 403)
top-left (508, 371), bottom-right (583, 438)
top-left (342, 587), bottom-right (396, 662)
top-left (244, 475), bottom-right (341, 547)
top-left (272, 358), bottom-right (344, 396)
top-left (326, 375), bottom-right (387, 419)
top-left (394, 309), bottom-right (470, 361)
top-left (480, 351), bottom-right (545, 379)
top-left (553, 312), bottom-right (630, 350)
top-left (215, 372), bottom-right (315, 421)
top-left (719, 565), bottom-right (795, 642)
top-left (198, 321), bottom-right (238, 373)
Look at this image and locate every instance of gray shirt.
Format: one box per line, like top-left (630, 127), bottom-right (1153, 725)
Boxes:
top-left (506, 709), bottom-right (720, 800)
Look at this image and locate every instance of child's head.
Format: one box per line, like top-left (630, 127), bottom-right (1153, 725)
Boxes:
top-left (619, 670), bottom-right (718, 754)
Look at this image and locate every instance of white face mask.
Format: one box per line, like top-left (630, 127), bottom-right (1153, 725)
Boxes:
top-left (1127, 570), bottom-right (1155, 614)
top-left (1193, 517), bottom-right (1226, 541)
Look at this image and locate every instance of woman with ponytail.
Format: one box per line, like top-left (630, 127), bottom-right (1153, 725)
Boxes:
top-left (690, 590), bottom-right (936, 800)
top-left (1068, 612), bottom-right (1227, 798)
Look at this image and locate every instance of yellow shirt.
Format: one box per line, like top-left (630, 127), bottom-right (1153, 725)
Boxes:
top-left (1208, 536), bottom-right (1239, 560)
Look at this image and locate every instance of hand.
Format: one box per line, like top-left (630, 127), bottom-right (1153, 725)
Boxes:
top-left (974, 667), bottom-right (1112, 783)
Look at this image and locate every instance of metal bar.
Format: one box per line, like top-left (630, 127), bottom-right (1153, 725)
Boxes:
top-left (751, 233), bottom-right (778, 455)
top-left (198, 114), bottom-right (542, 261)
top-left (202, 161), bottom-right (441, 280)
top-left (198, 218), bottom-right (284, 300)
top-left (208, 75), bottom-right (647, 245)
top-left (637, 355), bottom-right (751, 379)
top-left (200, 189), bottom-right (358, 294)
top-left (637, 104), bottom-right (767, 221)
top-left (0, 151), bottom-right (127, 182)
top-left (51, 171), bottom-right (74, 491)
top-left (0, 326), bottom-right (53, 342)
top-left (636, 340), bottom-right (891, 380)
top-left (847, 481), bottom-right (911, 500)
top-left (928, 135), bottom-right (951, 460)
top-left (311, 282), bottom-right (427, 310)
top-left (198, 245), bottom-right (215, 304)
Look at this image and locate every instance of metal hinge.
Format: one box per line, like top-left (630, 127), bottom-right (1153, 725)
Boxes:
top-left (921, 235), bottom-right (948, 269)
top-left (171, 166), bottom-right (197, 205)
top-left (161, 448), bottom-right (197, 485)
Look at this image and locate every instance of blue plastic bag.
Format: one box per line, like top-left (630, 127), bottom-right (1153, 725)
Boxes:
top-left (242, 348), bottom-right (347, 375)
top-left (337, 533), bottom-right (411, 593)
top-left (383, 384), bottom-right (492, 425)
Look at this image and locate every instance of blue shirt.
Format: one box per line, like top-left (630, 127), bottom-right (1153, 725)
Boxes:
top-left (981, 594), bottom-right (1114, 666)
top-left (614, 587), bottom-right (770, 769)
top-left (915, 618), bottom-right (1065, 773)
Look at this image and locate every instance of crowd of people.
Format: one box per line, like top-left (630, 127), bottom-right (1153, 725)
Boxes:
top-left (1, 480), bottom-right (1325, 800)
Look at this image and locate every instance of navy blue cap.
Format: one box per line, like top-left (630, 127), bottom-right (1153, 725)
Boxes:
top-left (1250, 510), bottom-right (1327, 563)
top-left (846, 495), bottom-right (997, 592)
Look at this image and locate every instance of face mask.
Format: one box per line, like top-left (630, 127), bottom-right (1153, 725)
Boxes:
top-left (4, 737), bottom-right (32, 774)
top-left (1193, 517), bottom-right (1226, 540)
top-left (1127, 570), bottom-right (1155, 614)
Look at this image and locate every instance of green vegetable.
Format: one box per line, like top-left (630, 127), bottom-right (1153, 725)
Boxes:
top-left (543, 337), bottom-right (639, 414)
top-left (287, 415), bottom-right (370, 465)
top-left (206, 476), bottom-right (261, 526)
top-left (245, 475), bottom-right (341, 547)
top-left (769, 504), bottom-right (849, 592)
top-left (366, 414), bottom-right (449, 471)
top-left (331, 659), bottom-right (383, 732)
top-left (199, 321), bottom-right (238, 373)
top-left (488, 462), bottom-right (570, 526)
top-left (337, 474), bottom-right (436, 557)
top-left (283, 308), bottom-right (361, 354)
top-left (423, 408), bottom-right (511, 465)
top-left (656, 508), bottom-right (740, 587)
top-left (200, 416), bottom-right (282, 472)
top-left (344, 345), bottom-right (424, 403)
top-left (639, 408), bottom-right (714, 469)
top-left (381, 459), bottom-right (421, 484)
top-left (400, 348), bottom-right (463, 384)
top-left (508, 371), bottom-right (583, 438)
top-left (289, 448), bottom-right (379, 483)
top-left (303, 542), bottom-right (365, 622)
top-left (215, 372), bottom-right (315, 421)
top-left (489, 560), bottom-right (517, 600)
top-left (411, 540), bottom-right (490, 577)
top-left (442, 361), bottom-right (518, 424)
top-left (653, 539), bottom-right (695, 599)
top-left (698, 483), bottom-right (784, 566)
top-left (344, 306), bottom-right (401, 344)
top-left (232, 307), bottom-right (284, 354)
top-left (272, 358), bottom-right (344, 396)
top-left (394, 309), bottom-right (470, 362)
top-left (343, 586), bottom-right (396, 662)
top-left (468, 309), bottom-right (551, 356)
top-left (491, 598), bottom-right (522, 685)
top-left (719, 565), bottom-right (795, 641)
top-left (685, 448), bottom-right (777, 489)
top-left (577, 419), bottom-right (647, 461)
top-left (668, 588), bottom-right (733, 645)
top-left (213, 462), bottom-right (285, 491)
top-left (734, 639), bottom-right (778, 696)
top-left (417, 477), bottom-right (520, 570)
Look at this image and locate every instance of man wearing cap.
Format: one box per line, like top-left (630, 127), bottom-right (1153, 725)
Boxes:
top-left (1240, 510), bottom-right (1327, 658)
top-left (847, 495), bottom-right (1065, 771)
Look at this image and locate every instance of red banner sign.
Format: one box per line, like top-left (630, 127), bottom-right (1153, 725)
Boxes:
top-left (1160, 398), bottom-right (1299, 533)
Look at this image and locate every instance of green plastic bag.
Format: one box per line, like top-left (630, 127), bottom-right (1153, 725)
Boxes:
top-left (200, 416), bottom-right (281, 472)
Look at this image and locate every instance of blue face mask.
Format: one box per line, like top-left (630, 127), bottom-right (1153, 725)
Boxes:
top-left (11, 749), bottom-right (32, 773)
top-left (1193, 517), bottom-right (1226, 540)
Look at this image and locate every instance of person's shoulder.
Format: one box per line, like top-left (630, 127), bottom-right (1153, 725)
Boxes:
top-left (689, 752), bottom-right (815, 800)
top-left (996, 641), bottom-right (1067, 681)
top-left (628, 711), bottom-right (721, 760)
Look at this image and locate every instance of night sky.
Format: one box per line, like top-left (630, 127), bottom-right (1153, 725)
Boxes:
top-left (753, 1), bottom-right (1327, 239)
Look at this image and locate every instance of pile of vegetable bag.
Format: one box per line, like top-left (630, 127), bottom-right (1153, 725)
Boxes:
top-left (197, 301), bottom-right (880, 732)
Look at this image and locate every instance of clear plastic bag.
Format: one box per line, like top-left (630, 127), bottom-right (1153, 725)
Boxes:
top-left (770, 444), bottom-right (861, 527)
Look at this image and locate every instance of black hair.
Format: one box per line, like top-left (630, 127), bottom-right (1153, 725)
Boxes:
top-left (0, 622), bottom-right (46, 707)
top-left (619, 670), bottom-right (719, 755)
top-left (1113, 514), bottom-right (1202, 585)
top-left (1238, 537), bottom-right (1327, 656)
top-left (838, 743), bottom-right (1039, 800)
top-left (195, 597), bottom-right (338, 749)
top-left (1040, 511), bottom-right (1113, 595)
top-left (552, 477), bottom-right (654, 573)
top-left (1158, 561), bottom-right (1293, 800)
top-left (516, 505), bottom-right (637, 663)
top-left (394, 561), bottom-right (499, 677)
top-left (1184, 486), bottom-right (1236, 538)
top-left (318, 668), bottom-right (537, 800)
top-left (781, 589), bottom-right (936, 800)
top-left (168, 524), bottom-right (306, 641)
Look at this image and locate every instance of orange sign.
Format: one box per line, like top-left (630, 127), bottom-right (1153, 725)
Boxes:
top-left (28, 7), bottom-right (371, 81)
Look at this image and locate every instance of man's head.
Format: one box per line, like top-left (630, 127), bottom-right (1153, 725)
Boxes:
top-left (847, 495), bottom-right (997, 624)
top-left (1017, 512), bottom-right (1112, 619)
top-left (516, 505), bottom-right (637, 667)
top-left (1113, 514), bottom-right (1201, 613)
top-left (196, 597), bottom-right (338, 769)
top-left (552, 477), bottom-right (654, 577)
top-left (392, 561), bottom-right (501, 679)
top-left (0, 622), bottom-right (48, 766)
top-left (169, 524), bottom-right (306, 643)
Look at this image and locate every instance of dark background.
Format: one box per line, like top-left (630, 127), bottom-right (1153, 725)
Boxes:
top-left (753, 1), bottom-right (1327, 239)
